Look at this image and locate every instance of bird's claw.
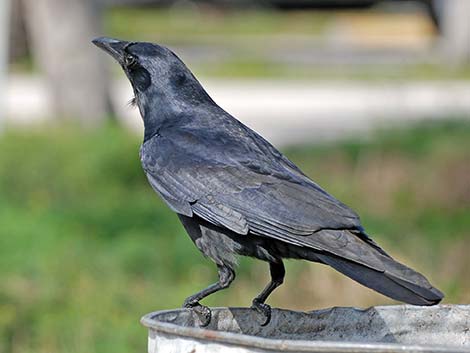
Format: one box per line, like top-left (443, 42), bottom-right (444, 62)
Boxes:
top-left (251, 299), bottom-right (271, 326)
top-left (183, 301), bottom-right (211, 327)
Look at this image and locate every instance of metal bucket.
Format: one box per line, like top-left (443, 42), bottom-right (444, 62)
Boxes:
top-left (141, 305), bottom-right (470, 353)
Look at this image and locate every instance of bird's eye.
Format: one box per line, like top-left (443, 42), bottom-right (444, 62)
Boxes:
top-left (124, 55), bottom-right (137, 68)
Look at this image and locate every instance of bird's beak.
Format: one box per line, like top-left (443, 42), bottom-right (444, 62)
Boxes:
top-left (92, 37), bottom-right (129, 64)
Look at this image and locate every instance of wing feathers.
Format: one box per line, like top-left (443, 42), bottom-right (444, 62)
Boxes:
top-left (192, 197), bottom-right (249, 234)
top-left (141, 133), bottom-right (361, 246)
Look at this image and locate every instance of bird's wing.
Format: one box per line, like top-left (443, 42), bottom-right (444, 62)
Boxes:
top-left (141, 127), bottom-right (361, 252)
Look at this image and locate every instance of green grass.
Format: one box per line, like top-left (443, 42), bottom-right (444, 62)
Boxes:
top-left (105, 7), bottom-right (331, 41)
top-left (190, 60), bottom-right (470, 80)
top-left (0, 121), bottom-right (469, 353)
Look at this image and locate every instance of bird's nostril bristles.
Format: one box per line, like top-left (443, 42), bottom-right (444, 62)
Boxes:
top-left (127, 97), bottom-right (137, 107)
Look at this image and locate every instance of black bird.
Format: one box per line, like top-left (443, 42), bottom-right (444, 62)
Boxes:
top-left (93, 37), bottom-right (444, 326)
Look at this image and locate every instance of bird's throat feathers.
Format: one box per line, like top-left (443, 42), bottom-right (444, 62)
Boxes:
top-left (137, 70), bottom-right (216, 141)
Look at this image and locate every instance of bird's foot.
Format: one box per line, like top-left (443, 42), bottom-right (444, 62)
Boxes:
top-left (251, 299), bottom-right (271, 326)
top-left (183, 300), bottom-right (211, 327)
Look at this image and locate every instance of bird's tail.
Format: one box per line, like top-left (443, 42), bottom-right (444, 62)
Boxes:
top-left (316, 252), bottom-right (443, 305)
top-left (307, 231), bottom-right (444, 305)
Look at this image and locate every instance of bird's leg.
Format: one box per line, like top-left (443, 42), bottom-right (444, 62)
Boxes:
top-left (251, 261), bottom-right (285, 326)
top-left (183, 264), bottom-right (235, 327)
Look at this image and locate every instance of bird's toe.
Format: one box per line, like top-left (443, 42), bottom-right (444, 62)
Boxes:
top-left (183, 301), bottom-right (212, 327)
top-left (251, 299), bottom-right (271, 326)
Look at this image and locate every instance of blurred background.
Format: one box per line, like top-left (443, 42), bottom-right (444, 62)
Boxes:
top-left (1, 0), bottom-right (469, 352)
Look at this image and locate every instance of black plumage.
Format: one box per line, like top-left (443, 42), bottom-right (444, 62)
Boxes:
top-left (93, 37), bottom-right (444, 326)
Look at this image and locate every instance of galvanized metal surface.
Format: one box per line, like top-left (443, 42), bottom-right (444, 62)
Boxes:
top-left (141, 305), bottom-right (470, 353)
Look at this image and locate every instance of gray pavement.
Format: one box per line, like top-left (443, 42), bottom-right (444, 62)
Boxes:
top-left (6, 74), bottom-right (470, 146)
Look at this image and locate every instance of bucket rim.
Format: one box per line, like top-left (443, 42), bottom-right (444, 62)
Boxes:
top-left (141, 305), bottom-right (470, 353)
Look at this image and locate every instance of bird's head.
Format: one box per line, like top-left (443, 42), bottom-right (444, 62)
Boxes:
top-left (92, 37), bottom-right (207, 116)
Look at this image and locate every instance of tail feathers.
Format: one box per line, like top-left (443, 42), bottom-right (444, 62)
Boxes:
top-left (379, 254), bottom-right (444, 303)
top-left (315, 252), bottom-right (443, 306)
top-left (352, 230), bottom-right (392, 258)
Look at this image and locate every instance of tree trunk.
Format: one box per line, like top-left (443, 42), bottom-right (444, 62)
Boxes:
top-left (0, 0), bottom-right (11, 132)
top-left (9, 0), bottom-right (29, 63)
top-left (22, 0), bottom-right (113, 126)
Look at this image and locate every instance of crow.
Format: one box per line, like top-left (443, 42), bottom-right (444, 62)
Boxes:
top-left (93, 37), bottom-right (444, 326)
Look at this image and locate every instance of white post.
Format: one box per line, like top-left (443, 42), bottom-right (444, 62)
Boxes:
top-left (440, 0), bottom-right (470, 65)
top-left (0, 0), bottom-right (11, 132)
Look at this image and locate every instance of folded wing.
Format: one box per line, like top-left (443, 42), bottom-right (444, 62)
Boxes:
top-left (141, 128), bottom-right (362, 255)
